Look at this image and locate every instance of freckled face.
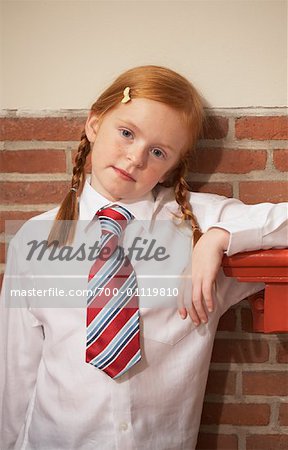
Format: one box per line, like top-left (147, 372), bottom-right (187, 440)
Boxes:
top-left (85, 98), bottom-right (189, 201)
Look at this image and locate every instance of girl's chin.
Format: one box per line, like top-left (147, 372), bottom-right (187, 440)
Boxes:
top-left (90, 173), bottom-right (140, 201)
top-left (94, 183), bottom-right (130, 201)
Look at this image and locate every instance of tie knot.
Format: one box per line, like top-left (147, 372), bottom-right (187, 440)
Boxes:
top-left (96, 204), bottom-right (134, 237)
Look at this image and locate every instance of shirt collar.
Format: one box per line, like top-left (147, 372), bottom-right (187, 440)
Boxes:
top-left (79, 176), bottom-right (156, 231)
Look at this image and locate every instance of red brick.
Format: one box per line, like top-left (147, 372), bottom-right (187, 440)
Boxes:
top-left (188, 182), bottom-right (233, 197)
top-left (0, 117), bottom-right (85, 141)
top-left (196, 433), bottom-right (238, 450)
top-left (276, 341), bottom-right (288, 363)
top-left (190, 148), bottom-right (267, 173)
top-left (246, 434), bottom-right (288, 450)
top-left (0, 150), bottom-right (66, 173)
top-left (211, 339), bottom-right (269, 363)
top-left (0, 211), bottom-right (45, 233)
top-left (239, 181), bottom-right (288, 203)
top-left (273, 149), bottom-right (288, 172)
top-left (202, 116), bottom-right (229, 140)
top-left (279, 403), bottom-right (288, 426)
top-left (201, 403), bottom-right (270, 426)
top-left (235, 116), bottom-right (288, 140)
top-left (0, 181), bottom-right (69, 204)
top-left (217, 308), bottom-right (237, 331)
top-left (243, 372), bottom-right (288, 396)
top-left (205, 370), bottom-right (236, 395)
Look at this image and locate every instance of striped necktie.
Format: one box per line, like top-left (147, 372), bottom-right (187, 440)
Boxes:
top-left (85, 204), bottom-right (141, 379)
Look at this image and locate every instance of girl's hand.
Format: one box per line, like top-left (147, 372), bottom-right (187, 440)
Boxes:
top-left (178, 228), bottom-right (230, 326)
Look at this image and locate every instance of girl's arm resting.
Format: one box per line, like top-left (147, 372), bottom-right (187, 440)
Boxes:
top-left (0, 239), bottom-right (44, 449)
top-left (178, 228), bottom-right (229, 325)
top-left (178, 199), bottom-right (288, 324)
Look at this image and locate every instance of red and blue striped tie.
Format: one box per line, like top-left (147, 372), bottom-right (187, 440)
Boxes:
top-left (85, 204), bottom-right (141, 379)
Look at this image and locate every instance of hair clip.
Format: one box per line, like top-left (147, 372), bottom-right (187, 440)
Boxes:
top-left (121, 87), bottom-right (131, 104)
top-left (70, 187), bottom-right (77, 193)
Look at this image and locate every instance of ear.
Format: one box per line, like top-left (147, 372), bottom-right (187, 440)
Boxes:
top-left (85, 112), bottom-right (100, 143)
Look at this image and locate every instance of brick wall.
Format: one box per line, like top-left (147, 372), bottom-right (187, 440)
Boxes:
top-left (0, 109), bottom-right (287, 449)
top-left (197, 298), bottom-right (288, 450)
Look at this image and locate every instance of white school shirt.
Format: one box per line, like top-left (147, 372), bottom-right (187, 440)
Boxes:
top-left (0, 178), bottom-right (287, 450)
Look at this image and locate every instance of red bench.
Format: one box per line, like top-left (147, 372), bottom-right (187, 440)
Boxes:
top-left (222, 249), bottom-right (288, 333)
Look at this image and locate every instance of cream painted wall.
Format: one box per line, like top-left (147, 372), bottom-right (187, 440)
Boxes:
top-left (1, 0), bottom-right (287, 109)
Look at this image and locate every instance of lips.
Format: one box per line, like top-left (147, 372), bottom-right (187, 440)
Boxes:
top-left (112, 166), bottom-right (136, 181)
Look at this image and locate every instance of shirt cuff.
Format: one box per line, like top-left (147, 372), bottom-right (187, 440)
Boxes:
top-left (208, 222), bottom-right (262, 256)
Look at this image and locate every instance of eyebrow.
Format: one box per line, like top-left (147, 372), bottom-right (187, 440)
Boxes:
top-left (116, 118), bottom-right (175, 152)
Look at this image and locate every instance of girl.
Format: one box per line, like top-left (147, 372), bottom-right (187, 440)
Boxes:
top-left (0, 65), bottom-right (287, 450)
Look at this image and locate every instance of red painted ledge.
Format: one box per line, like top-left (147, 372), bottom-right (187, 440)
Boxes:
top-left (222, 249), bottom-right (288, 333)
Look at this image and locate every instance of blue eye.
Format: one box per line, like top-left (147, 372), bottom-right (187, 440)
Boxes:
top-left (120, 129), bottom-right (133, 139)
top-left (151, 148), bottom-right (165, 159)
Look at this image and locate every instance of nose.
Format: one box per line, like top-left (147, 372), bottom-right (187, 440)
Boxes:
top-left (126, 144), bottom-right (147, 168)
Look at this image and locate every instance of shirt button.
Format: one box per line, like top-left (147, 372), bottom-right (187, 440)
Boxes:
top-left (119, 422), bottom-right (128, 431)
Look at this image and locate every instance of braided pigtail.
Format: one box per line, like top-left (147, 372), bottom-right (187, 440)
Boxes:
top-left (47, 130), bottom-right (91, 246)
top-left (173, 159), bottom-right (203, 247)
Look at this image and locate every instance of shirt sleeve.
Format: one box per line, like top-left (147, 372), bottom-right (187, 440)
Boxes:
top-left (206, 198), bottom-right (288, 256)
top-left (0, 237), bottom-right (44, 450)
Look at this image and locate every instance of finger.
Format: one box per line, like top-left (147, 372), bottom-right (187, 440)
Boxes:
top-left (177, 280), bottom-right (188, 320)
top-left (179, 308), bottom-right (187, 319)
top-left (202, 280), bottom-right (214, 313)
top-left (191, 281), bottom-right (208, 323)
top-left (186, 302), bottom-right (201, 326)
